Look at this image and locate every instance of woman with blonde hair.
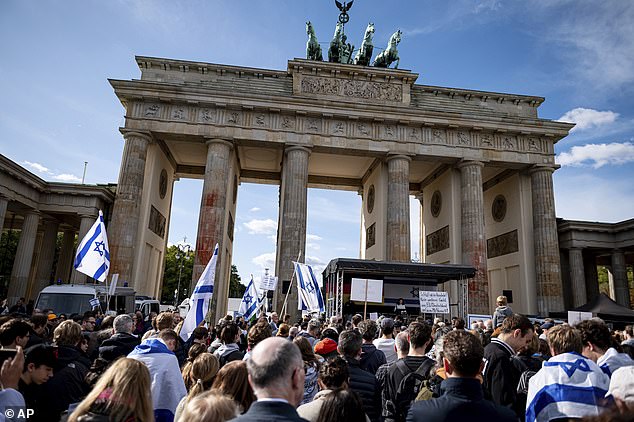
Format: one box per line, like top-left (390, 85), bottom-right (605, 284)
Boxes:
top-left (175, 353), bottom-right (220, 420)
top-left (68, 357), bottom-right (153, 422)
top-left (210, 360), bottom-right (255, 413)
top-left (178, 391), bottom-right (239, 422)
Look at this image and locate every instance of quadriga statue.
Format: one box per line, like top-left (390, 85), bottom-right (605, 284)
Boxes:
top-left (328, 22), bottom-right (344, 63)
top-left (353, 22), bottom-right (374, 66)
top-left (305, 21), bottom-right (323, 61)
top-left (372, 29), bottom-right (402, 69)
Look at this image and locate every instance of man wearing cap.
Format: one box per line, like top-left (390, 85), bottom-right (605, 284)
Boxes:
top-left (374, 318), bottom-right (397, 364)
top-left (18, 344), bottom-right (57, 414)
top-left (539, 321), bottom-right (554, 340)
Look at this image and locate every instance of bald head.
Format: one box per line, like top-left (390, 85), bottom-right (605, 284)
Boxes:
top-left (247, 336), bottom-right (303, 390)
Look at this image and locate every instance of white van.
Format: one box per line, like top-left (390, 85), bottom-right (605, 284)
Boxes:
top-left (134, 296), bottom-right (161, 317)
top-left (35, 284), bottom-right (136, 316)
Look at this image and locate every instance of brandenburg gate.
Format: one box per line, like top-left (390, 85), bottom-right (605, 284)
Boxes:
top-left (108, 56), bottom-right (573, 322)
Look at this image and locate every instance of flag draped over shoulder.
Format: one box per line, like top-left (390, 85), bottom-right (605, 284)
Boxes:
top-left (239, 276), bottom-right (260, 321)
top-left (128, 338), bottom-right (186, 422)
top-left (180, 244), bottom-right (218, 342)
top-left (526, 352), bottom-right (611, 422)
top-left (295, 262), bottom-right (324, 313)
top-left (73, 210), bottom-right (110, 282)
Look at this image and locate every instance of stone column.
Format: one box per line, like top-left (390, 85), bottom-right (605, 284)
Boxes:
top-left (457, 160), bottom-right (489, 314)
top-left (584, 253), bottom-right (599, 302)
top-left (109, 131), bottom-right (151, 287)
top-left (569, 248), bottom-right (587, 307)
top-left (0, 195), bottom-right (8, 233)
top-left (274, 146), bottom-right (310, 322)
top-left (530, 166), bottom-right (563, 314)
top-left (611, 250), bottom-right (630, 307)
top-left (386, 155), bottom-right (411, 261)
top-left (193, 139), bottom-right (233, 324)
top-left (55, 229), bottom-right (76, 283)
top-left (70, 214), bottom-right (96, 284)
top-left (32, 220), bottom-right (59, 296)
top-left (7, 211), bottom-right (40, 303)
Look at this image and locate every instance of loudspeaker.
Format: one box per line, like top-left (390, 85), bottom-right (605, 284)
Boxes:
top-left (502, 289), bottom-right (513, 304)
top-left (282, 280), bottom-right (290, 294)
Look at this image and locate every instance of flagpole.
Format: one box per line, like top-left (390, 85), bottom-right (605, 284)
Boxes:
top-left (279, 251), bottom-right (302, 316)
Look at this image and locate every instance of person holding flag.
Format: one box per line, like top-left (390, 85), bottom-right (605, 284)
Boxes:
top-left (180, 244), bottom-right (218, 342)
top-left (73, 210), bottom-right (110, 282)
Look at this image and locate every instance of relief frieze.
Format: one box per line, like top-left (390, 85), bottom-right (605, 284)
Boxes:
top-left (426, 225), bottom-right (449, 256)
top-left (198, 108), bottom-right (216, 123)
top-left (487, 229), bottom-right (519, 259)
top-left (300, 76), bottom-right (403, 102)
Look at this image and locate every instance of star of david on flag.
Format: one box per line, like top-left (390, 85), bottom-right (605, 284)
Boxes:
top-left (295, 262), bottom-right (324, 313)
top-left (73, 210), bottom-right (110, 282)
top-left (239, 275), bottom-right (261, 321)
top-left (180, 244), bottom-right (218, 341)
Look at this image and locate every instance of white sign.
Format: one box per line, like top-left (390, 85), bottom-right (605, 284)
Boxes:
top-left (369, 312), bottom-right (379, 321)
top-left (350, 278), bottom-right (383, 303)
top-left (419, 291), bottom-right (450, 314)
top-left (108, 273), bottom-right (119, 297)
top-left (259, 274), bottom-right (278, 291)
top-left (568, 311), bottom-right (593, 326)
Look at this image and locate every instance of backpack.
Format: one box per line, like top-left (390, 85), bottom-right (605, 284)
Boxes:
top-left (390, 358), bottom-right (435, 422)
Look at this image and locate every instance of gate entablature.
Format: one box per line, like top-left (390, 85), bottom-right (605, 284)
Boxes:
top-left (110, 56), bottom-right (572, 170)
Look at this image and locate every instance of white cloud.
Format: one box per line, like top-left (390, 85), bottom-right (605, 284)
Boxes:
top-left (52, 173), bottom-right (82, 183)
top-left (249, 207), bottom-right (260, 212)
top-left (556, 142), bottom-right (634, 168)
top-left (558, 108), bottom-right (619, 132)
top-left (306, 234), bottom-right (322, 251)
top-left (252, 252), bottom-right (276, 269)
top-left (21, 160), bottom-right (83, 183)
top-left (243, 218), bottom-right (277, 235)
top-left (22, 161), bottom-right (50, 174)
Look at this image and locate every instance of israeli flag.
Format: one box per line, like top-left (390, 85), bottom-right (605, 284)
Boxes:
top-left (526, 352), bottom-right (611, 422)
top-left (295, 262), bottom-right (324, 313)
top-left (180, 244), bottom-right (218, 342)
top-left (239, 275), bottom-right (260, 321)
top-left (73, 210), bottom-right (110, 282)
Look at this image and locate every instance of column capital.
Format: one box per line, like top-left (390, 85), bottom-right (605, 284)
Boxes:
top-left (386, 154), bottom-right (412, 163)
top-left (456, 160), bottom-right (485, 170)
top-left (285, 145), bottom-right (312, 155)
top-left (528, 164), bottom-right (557, 175)
top-left (204, 138), bottom-right (234, 149)
top-left (119, 129), bottom-right (153, 143)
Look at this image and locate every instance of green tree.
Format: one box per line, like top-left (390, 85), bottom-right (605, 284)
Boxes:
top-left (229, 264), bottom-right (246, 298)
top-left (161, 245), bottom-right (194, 304)
top-left (0, 231), bottom-right (20, 298)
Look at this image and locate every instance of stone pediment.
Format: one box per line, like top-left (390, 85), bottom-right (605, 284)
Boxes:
top-left (289, 59), bottom-right (418, 106)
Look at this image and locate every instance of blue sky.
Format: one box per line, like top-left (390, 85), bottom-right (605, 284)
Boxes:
top-left (1, 1), bottom-right (633, 286)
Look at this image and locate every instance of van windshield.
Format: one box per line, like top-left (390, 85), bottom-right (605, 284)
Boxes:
top-left (36, 293), bottom-right (94, 315)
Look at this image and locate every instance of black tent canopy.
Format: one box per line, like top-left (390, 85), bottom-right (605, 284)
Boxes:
top-left (573, 293), bottom-right (634, 323)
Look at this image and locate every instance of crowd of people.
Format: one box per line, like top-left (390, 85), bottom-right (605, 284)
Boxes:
top-left (1, 295), bottom-right (633, 422)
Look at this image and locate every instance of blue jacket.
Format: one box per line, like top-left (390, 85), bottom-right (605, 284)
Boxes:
top-left (407, 377), bottom-right (517, 422)
top-left (344, 355), bottom-right (381, 422)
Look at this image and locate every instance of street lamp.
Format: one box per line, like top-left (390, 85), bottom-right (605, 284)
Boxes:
top-left (175, 241), bottom-right (191, 306)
